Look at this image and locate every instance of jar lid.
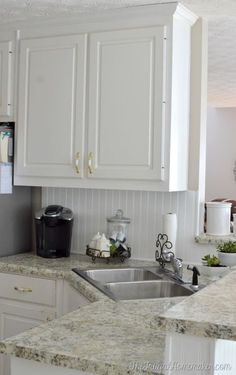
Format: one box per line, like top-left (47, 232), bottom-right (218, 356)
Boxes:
top-left (206, 202), bottom-right (232, 208)
top-left (107, 209), bottom-right (131, 224)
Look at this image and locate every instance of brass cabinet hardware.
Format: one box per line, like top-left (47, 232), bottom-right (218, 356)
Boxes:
top-left (88, 152), bottom-right (93, 175)
top-left (75, 152), bottom-right (80, 174)
top-left (14, 286), bottom-right (33, 293)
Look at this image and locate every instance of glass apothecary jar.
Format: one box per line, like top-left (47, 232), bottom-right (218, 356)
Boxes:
top-left (107, 209), bottom-right (131, 243)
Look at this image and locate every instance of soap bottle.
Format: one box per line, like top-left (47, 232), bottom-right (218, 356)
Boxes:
top-left (89, 232), bottom-right (101, 249)
top-left (99, 233), bottom-right (110, 257)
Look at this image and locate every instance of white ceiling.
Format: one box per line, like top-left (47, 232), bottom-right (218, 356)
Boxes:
top-left (0, 0), bottom-right (235, 107)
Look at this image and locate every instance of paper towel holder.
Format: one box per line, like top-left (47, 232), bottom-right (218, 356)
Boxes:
top-left (155, 233), bottom-right (174, 267)
top-left (155, 233), bottom-right (183, 280)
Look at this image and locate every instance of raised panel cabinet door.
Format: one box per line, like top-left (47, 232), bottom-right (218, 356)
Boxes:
top-left (0, 41), bottom-right (12, 117)
top-left (16, 34), bottom-right (87, 178)
top-left (0, 302), bottom-right (55, 375)
top-left (88, 27), bottom-right (166, 181)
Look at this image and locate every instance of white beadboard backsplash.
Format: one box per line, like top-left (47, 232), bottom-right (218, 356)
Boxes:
top-left (42, 188), bottom-right (208, 263)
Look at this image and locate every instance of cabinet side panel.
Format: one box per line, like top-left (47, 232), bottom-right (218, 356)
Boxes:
top-left (169, 17), bottom-right (191, 191)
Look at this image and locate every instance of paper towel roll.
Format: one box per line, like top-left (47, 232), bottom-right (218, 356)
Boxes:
top-left (162, 213), bottom-right (177, 254)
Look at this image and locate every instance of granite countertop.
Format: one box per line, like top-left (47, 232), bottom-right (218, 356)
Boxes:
top-left (0, 252), bottom-right (159, 302)
top-left (0, 252), bottom-right (232, 375)
top-left (156, 269), bottom-right (236, 341)
top-left (0, 298), bottom-right (181, 375)
top-left (0, 252), bottom-right (185, 375)
top-left (195, 233), bottom-right (236, 244)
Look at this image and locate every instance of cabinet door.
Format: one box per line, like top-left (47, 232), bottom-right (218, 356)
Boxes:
top-left (0, 41), bottom-right (12, 117)
top-left (0, 302), bottom-right (55, 375)
top-left (16, 34), bottom-right (86, 178)
top-left (88, 27), bottom-right (166, 181)
top-left (62, 282), bottom-right (90, 315)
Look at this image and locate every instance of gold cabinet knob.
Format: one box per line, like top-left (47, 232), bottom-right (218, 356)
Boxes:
top-left (75, 152), bottom-right (80, 174)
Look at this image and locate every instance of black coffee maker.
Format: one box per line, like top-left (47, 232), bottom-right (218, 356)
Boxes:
top-left (35, 205), bottom-right (73, 258)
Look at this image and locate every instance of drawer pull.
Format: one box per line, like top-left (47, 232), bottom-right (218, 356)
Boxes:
top-left (14, 286), bottom-right (32, 293)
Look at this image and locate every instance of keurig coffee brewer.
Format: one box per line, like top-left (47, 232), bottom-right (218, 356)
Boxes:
top-left (35, 205), bottom-right (73, 258)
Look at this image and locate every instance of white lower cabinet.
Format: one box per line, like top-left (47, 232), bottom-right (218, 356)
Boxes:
top-left (62, 281), bottom-right (90, 315)
top-left (0, 273), bottom-right (89, 375)
top-left (165, 333), bottom-right (236, 375)
top-left (0, 303), bottom-right (56, 375)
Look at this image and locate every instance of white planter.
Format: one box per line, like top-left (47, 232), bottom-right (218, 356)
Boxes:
top-left (206, 202), bottom-right (232, 235)
top-left (218, 252), bottom-right (236, 267)
top-left (199, 264), bottom-right (229, 279)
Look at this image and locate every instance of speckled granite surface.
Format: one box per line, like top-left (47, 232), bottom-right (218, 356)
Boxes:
top-left (156, 270), bottom-right (236, 341)
top-left (0, 252), bottom-right (232, 375)
top-left (195, 233), bottom-right (236, 244)
top-left (0, 252), bottom-right (158, 278)
top-left (0, 298), bottom-right (183, 375)
top-left (0, 252), bottom-right (182, 375)
top-left (0, 252), bottom-right (158, 303)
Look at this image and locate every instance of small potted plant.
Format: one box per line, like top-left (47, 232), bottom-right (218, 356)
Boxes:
top-left (202, 254), bottom-right (221, 267)
top-left (201, 254), bottom-right (229, 277)
top-left (217, 241), bottom-right (236, 267)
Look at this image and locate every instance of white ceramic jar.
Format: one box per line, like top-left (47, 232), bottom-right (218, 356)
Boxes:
top-left (206, 202), bottom-right (232, 236)
top-left (233, 213), bottom-right (236, 236)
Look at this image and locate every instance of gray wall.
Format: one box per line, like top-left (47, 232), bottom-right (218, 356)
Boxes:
top-left (0, 186), bottom-right (32, 256)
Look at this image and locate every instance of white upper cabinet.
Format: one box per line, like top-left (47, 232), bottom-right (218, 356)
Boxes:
top-left (16, 34), bottom-right (86, 178)
top-left (0, 38), bottom-right (13, 119)
top-left (14, 3), bottom-right (198, 191)
top-left (88, 27), bottom-right (165, 181)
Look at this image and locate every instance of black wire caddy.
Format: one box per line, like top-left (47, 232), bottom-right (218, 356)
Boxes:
top-left (86, 245), bottom-right (131, 263)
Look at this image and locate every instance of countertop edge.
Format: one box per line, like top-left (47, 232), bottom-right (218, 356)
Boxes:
top-left (0, 339), bottom-right (150, 375)
top-left (155, 316), bottom-right (236, 341)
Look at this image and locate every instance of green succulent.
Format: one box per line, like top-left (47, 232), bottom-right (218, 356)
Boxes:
top-left (217, 241), bottom-right (236, 253)
top-left (202, 254), bottom-right (221, 267)
top-left (110, 243), bottom-right (117, 255)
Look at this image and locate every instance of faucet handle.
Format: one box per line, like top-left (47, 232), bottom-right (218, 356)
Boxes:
top-left (187, 265), bottom-right (200, 290)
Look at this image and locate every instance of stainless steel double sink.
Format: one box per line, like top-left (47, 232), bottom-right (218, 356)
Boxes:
top-left (73, 267), bottom-right (194, 301)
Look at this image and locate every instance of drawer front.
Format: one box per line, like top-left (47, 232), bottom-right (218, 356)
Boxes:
top-left (0, 273), bottom-right (56, 307)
